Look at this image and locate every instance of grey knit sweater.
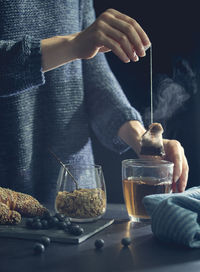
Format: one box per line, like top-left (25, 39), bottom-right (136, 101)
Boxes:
top-left (0, 0), bottom-right (143, 205)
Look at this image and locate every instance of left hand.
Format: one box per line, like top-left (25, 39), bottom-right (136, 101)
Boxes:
top-left (118, 121), bottom-right (189, 193)
top-left (162, 139), bottom-right (189, 192)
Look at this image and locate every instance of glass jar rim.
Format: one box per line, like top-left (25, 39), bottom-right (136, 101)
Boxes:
top-left (122, 159), bottom-right (174, 168)
top-left (63, 163), bottom-right (102, 170)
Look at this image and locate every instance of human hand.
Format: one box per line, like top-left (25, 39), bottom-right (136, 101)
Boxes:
top-left (140, 139), bottom-right (189, 193)
top-left (72, 8), bottom-right (151, 63)
top-left (162, 139), bottom-right (189, 193)
top-left (118, 121), bottom-right (189, 193)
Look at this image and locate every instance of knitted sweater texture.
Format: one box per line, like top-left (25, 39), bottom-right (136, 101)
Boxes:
top-left (0, 0), bottom-right (143, 205)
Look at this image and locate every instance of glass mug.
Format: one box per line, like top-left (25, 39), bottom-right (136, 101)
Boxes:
top-left (122, 159), bottom-right (174, 222)
top-left (55, 163), bottom-right (107, 222)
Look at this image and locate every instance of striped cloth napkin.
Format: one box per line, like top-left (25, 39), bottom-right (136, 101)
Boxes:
top-left (143, 186), bottom-right (200, 248)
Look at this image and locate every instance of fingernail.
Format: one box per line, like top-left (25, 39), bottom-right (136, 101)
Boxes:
top-left (125, 58), bottom-right (130, 63)
top-left (144, 44), bottom-right (151, 51)
top-left (133, 52), bottom-right (139, 62)
top-left (139, 47), bottom-right (146, 57)
top-left (134, 56), bottom-right (139, 62)
top-left (173, 176), bottom-right (179, 183)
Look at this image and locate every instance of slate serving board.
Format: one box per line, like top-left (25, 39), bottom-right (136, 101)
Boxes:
top-left (0, 218), bottom-right (114, 244)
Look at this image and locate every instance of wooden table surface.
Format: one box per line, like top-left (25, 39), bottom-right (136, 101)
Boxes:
top-left (1, 204), bottom-right (200, 272)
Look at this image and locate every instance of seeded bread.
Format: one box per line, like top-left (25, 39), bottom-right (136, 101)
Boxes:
top-left (0, 187), bottom-right (49, 224)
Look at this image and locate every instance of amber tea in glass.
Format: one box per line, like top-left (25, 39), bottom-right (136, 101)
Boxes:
top-left (122, 159), bottom-right (174, 222)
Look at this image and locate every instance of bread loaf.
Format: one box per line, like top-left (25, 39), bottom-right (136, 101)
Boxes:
top-left (0, 187), bottom-right (49, 224)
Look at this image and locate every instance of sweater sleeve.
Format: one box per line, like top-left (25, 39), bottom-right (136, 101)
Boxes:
top-left (0, 35), bottom-right (45, 97)
top-left (82, 0), bottom-right (143, 154)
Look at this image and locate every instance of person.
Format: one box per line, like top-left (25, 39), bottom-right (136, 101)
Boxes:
top-left (0, 1), bottom-right (188, 206)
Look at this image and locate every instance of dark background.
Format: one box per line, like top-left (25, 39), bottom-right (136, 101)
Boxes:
top-left (92, 1), bottom-right (200, 203)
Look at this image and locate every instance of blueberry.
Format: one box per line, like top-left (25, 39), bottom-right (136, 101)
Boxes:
top-left (42, 213), bottom-right (52, 221)
top-left (46, 216), bottom-right (53, 223)
top-left (76, 227), bottom-right (84, 236)
top-left (94, 239), bottom-right (104, 249)
top-left (32, 221), bottom-right (42, 230)
top-left (48, 216), bottom-right (59, 227)
top-left (65, 217), bottom-right (71, 223)
top-left (64, 220), bottom-right (72, 229)
top-left (68, 225), bottom-right (84, 236)
top-left (41, 219), bottom-right (49, 229)
top-left (64, 217), bottom-right (71, 224)
top-left (57, 221), bottom-right (68, 230)
top-left (121, 237), bottom-right (131, 247)
top-left (26, 218), bottom-right (34, 228)
top-left (40, 236), bottom-right (51, 247)
top-left (34, 243), bottom-right (45, 255)
top-left (33, 216), bottom-right (41, 222)
top-left (55, 213), bottom-right (66, 222)
top-left (67, 224), bottom-right (76, 232)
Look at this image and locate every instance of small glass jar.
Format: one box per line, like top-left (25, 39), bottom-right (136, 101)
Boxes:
top-left (55, 164), bottom-right (107, 222)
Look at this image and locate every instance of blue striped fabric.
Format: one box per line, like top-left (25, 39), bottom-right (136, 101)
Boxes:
top-left (143, 187), bottom-right (200, 248)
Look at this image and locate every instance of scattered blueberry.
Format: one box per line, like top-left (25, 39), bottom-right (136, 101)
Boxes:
top-left (121, 237), bottom-right (131, 247)
top-left (26, 218), bottom-right (34, 228)
top-left (34, 243), bottom-right (45, 255)
top-left (68, 225), bottom-right (84, 236)
top-left (55, 213), bottom-right (66, 222)
top-left (25, 213), bottom-right (78, 236)
top-left (48, 216), bottom-right (59, 227)
top-left (94, 239), bottom-right (104, 249)
top-left (32, 221), bottom-right (42, 230)
top-left (76, 227), bottom-right (84, 235)
top-left (64, 220), bottom-right (72, 229)
top-left (57, 221), bottom-right (68, 230)
top-left (42, 213), bottom-right (52, 221)
top-left (64, 217), bottom-right (71, 225)
top-left (40, 236), bottom-right (51, 247)
top-left (41, 219), bottom-right (49, 229)
top-left (33, 216), bottom-right (41, 223)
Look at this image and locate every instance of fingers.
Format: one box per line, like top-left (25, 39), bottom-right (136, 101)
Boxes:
top-left (172, 153), bottom-right (182, 186)
top-left (163, 139), bottom-right (189, 193)
top-left (103, 17), bottom-right (145, 57)
top-left (171, 144), bottom-right (189, 193)
top-left (107, 9), bottom-right (150, 49)
top-left (101, 21), bottom-right (139, 62)
top-left (97, 32), bottom-right (132, 63)
top-left (177, 148), bottom-right (189, 192)
top-left (94, 9), bottom-right (151, 62)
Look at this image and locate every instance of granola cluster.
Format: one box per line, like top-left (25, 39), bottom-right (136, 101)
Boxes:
top-left (55, 188), bottom-right (106, 219)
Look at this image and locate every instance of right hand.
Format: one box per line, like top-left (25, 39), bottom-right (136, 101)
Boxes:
top-left (72, 8), bottom-right (151, 63)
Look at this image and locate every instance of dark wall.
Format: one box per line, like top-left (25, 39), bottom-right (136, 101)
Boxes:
top-left (92, 1), bottom-right (200, 203)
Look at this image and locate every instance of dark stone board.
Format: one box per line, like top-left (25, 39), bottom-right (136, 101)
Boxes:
top-left (0, 218), bottom-right (114, 244)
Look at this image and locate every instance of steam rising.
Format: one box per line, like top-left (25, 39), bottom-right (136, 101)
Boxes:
top-left (144, 59), bottom-right (197, 126)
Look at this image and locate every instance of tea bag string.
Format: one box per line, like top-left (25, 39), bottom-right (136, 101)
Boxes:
top-left (48, 149), bottom-right (79, 190)
top-left (150, 45), bottom-right (153, 124)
